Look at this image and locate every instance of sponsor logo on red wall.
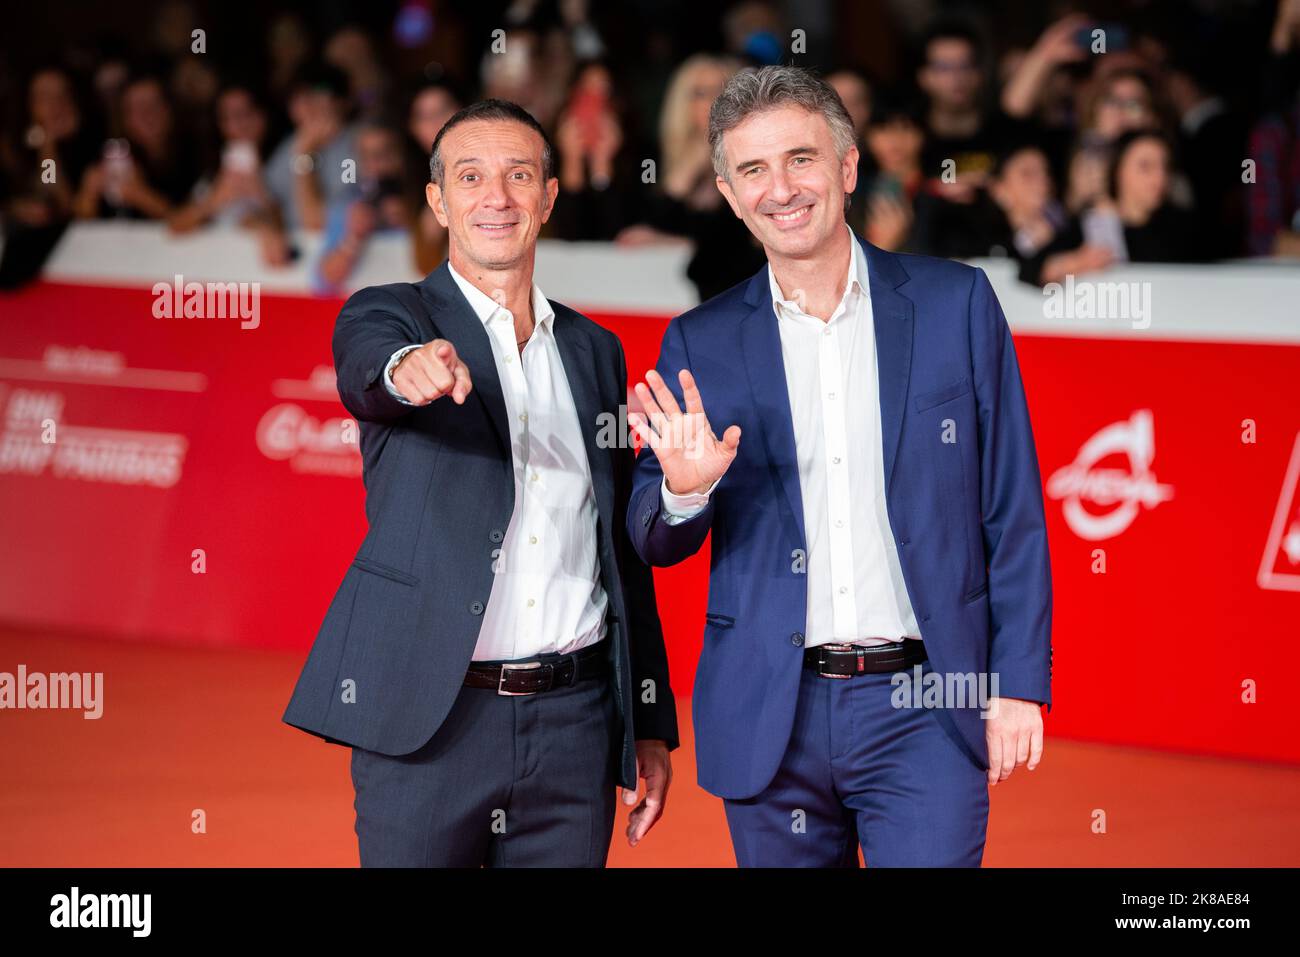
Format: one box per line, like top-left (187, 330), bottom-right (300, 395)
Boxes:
top-left (1046, 409), bottom-right (1174, 541)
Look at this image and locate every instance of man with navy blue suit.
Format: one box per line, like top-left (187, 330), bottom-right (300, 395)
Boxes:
top-left (626, 66), bottom-right (1052, 867)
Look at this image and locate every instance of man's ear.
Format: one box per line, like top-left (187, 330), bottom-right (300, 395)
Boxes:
top-left (541, 176), bottom-right (559, 224)
top-left (842, 144), bottom-right (860, 196)
top-left (715, 176), bottom-right (743, 219)
top-left (426, 182), bottom-right (448, 227)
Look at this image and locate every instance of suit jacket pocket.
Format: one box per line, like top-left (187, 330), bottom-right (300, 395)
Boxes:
top-left (913, 376), bottom-right (972, 412)
top-left (704, 612), bottom-right (735, 628)
top-left (351, 557), bottom-right (419, 586)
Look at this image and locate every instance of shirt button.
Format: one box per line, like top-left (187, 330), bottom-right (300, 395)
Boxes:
top-left (526, 598), bottom-right (535, 608)
top-left (835, 518), bottom-right (844, 528)
top-left (839, 586), bottom-right (847, 594)
top-left (529, 535), bottom-right (538, 544)
top-left (489, 529), bottom-right (504, 543)
top-left (832, 456), bottom-right (841, 464)
top-left (790, 632), bottom-right (804, 646)
top-left (505, 355), bottom-right (514, 364)
top-left (823, 328), bottom-right (831, 337)
top-left (827, 392), bottom-right (836, 399)
top-left (469, 601), bottom-right (484, 615)
top-left (519, 412), bottom-right (528, 423)
top-left (530, 472), bottom-right (539, 482)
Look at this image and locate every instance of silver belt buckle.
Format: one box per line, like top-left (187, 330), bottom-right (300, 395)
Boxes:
top-left (498, 660), bottom-right (543, 696)
top-left (818, 643), bottom-right (857, 679)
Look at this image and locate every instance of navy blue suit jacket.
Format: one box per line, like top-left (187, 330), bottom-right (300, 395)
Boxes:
top-left (627, 233), bottom-right (1052, 800)
top-left (283, 262), bottom-right (678, 790)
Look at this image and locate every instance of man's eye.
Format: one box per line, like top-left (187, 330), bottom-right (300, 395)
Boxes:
top-left (792, 156), bottom-right (810, 165)
top-left (744, 167), bottom-right (762, 177)
top-left (461, 173), bottom-right (478, 183)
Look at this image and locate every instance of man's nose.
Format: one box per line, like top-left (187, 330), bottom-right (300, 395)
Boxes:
top-left (481, 173), bottom-right (511, 207)
top-left (768, 166), bottom-right (796, 205)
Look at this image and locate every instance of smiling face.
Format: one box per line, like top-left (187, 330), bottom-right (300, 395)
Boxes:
top-left (426, 118), bottom-right (557, 273)
top-left (714, 105), bottom-right (857, 261)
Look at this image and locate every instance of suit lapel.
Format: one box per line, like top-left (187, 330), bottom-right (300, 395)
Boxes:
top-left (417, 263), bottom-right (511, 458)
top-left (552, 309), bottom-right (614, 532)
top-left (740, 265), bottom-right (808, 547)
top-left (861, 237), bottom-right (914, 493)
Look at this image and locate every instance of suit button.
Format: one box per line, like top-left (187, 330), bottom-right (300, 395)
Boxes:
top-left (790, 632), bottom-right (804, 647)
top-left (489, 529), bottom-right (504, 543)
top-left (469, 601), bottom-right (484, 615)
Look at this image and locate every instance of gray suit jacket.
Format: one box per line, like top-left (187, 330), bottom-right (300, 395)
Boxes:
top-left (282, 262), bottom-right (678, 788)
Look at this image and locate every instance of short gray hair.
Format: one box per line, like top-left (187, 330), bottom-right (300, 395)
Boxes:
top-left (707, 65), bottom-right (856, 181)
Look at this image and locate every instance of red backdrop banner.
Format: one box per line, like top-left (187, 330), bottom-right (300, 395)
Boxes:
top-left (2, 280), bottom-right (1297, 762)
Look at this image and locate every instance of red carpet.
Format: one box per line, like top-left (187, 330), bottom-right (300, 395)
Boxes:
top-left (3, 628), bottom-right (1297, 867)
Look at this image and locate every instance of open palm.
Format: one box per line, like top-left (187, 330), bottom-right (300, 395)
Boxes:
top-left (628, 369), bottom-right (740, 494)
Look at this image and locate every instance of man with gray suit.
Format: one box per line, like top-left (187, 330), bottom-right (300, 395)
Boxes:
top-left (283, 99), bottom-right (677, 867)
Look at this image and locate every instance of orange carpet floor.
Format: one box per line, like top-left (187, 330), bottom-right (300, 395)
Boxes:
top-left (2, 629), bottom-right (1297, 867)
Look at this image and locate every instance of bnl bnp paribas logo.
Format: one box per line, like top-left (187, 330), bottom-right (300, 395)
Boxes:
top-left (1046, 409), bottom-right (1174, 541)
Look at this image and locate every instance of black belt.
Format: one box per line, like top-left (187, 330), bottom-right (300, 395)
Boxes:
top-left (804, 639), bottom-right (927, 678)
top-left (463, 639), bottom-right (609, 695)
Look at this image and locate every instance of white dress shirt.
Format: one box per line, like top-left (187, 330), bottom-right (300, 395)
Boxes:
top-left (384, 262), bottom-right (608, 661)
top-left (662, 227), bottom-right (920, 648)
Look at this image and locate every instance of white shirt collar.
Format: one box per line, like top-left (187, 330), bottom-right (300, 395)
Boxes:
top-left (446, 258), bottom-right (556, 332)
top-left (768, 223), bottom-right (869, 316)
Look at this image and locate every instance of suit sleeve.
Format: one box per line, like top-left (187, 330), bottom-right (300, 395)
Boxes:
top-left (626, 317), bottom-right (716, 566)
top-left (613, 339), bottom-right (680, 750)
top-left (969, 266), bottom-right (1053, 712)
top-left (332, 286), bottom-right (425, 424)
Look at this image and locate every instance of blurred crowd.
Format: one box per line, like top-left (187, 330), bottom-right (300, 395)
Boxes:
top-left (3, 0), bottom-right (1300, 296)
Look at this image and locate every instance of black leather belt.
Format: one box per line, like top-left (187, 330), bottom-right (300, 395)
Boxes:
top-left (464, 640), bottom-right (609, 695)
top-left (804, 639), bottom-right (927, 678)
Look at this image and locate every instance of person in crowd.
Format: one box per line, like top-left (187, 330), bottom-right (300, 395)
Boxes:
top-left (262, 62), bottom-right (358, 235)
top-left (73, 72), bottom-right (200, 220)
top-left (1247, 0), bottom-right (1300, 257)
top-left (617, 53), bottom-right (766, 301)
top-left (827, 67), bottom-right (873, 140)
top-left (827, 67), bottom-right (877, 234)
top-left (998, 13), bottom-right (1092, 179)
top-left (1165, 44), bottom-right (1246, 259)
top-left (911, 140), bottom-right (1065, 262)
top-left (985, 143), bottom-right (1068, 260)
top-left (325, 26), bottom-right (390, 119)
top-left (167, 83), bottom-right (273, 232)
top-left (313, 121), bottom-right (413, 294)
top-left (0, 66), bottom-right (100, 286)
top-left (1064, 68), bottom-right (1162, 213)
top-left (546, 59), bottom-right (648, 241)
top-left (406, 80), bottom-right (462, 273)
top-left (479, 27), bottom-right (570, 131)
top-left (1024, 129), bottom-right (1205, 286)
top-left (915, 20), bottom-right (1020, 201)
top-left (857, 94), bottom-right (924, 251)
top-left (257, 62), bottom-right (358, 267)
top-left (265, 13), bottom-right (315, 106)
